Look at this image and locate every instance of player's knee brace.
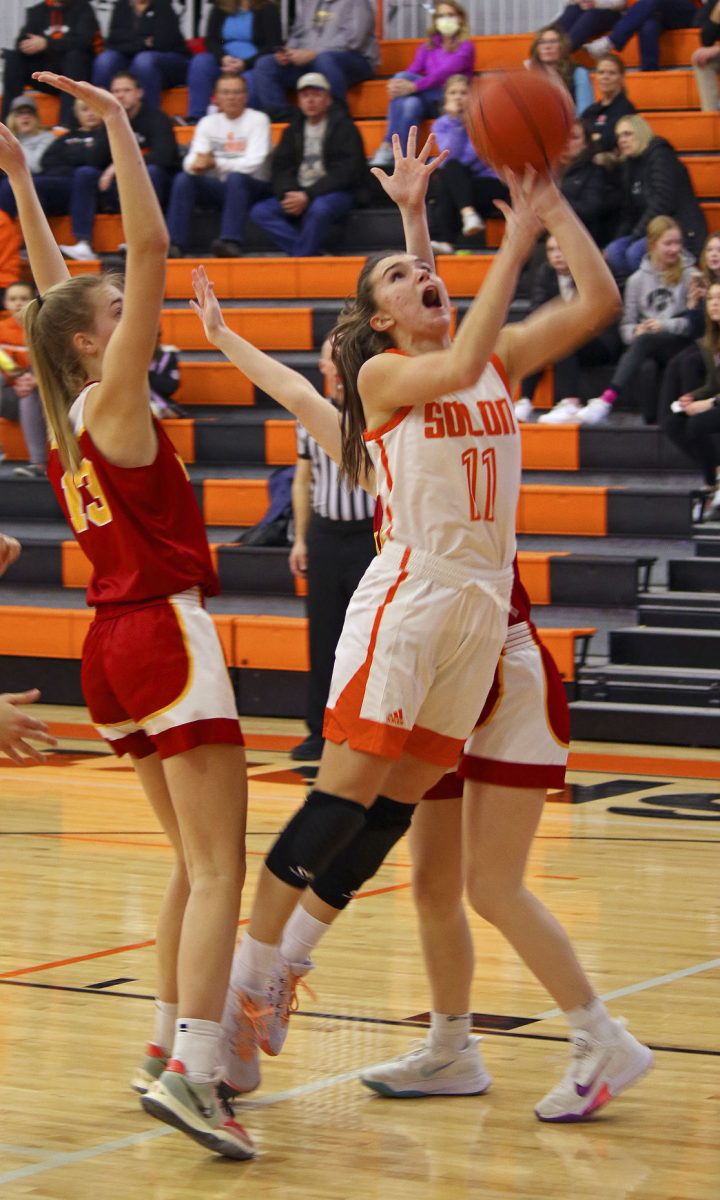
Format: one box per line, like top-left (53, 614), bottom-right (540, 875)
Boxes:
top-left (311, 795), bottom-right (415, 911)
top-left (265, 789), bottom-right (367, 890)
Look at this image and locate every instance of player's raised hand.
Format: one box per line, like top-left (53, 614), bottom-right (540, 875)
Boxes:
top-left (0, 122), bottom-right (31, 180)
top-left (190, 264), bottom-right (227, 343)
top-left (32, 72), bottom-right (124, 122)
top-left (495, 169), bottom-right (545, 259)
top-left (371, 128), bottom-right (449, 210)
top-left (0, 533), bottom-right (20, 577)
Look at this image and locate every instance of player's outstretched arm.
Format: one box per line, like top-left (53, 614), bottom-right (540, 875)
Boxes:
top-left (0, 122), bottom-right (69, 295)
top-left (372, 127), bottom-right (448, 267)
top-left (191, 265), bottom-right (347, 468)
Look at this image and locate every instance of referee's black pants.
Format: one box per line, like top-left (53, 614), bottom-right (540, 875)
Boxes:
top-left (305, 513), bottom-right (376, 739)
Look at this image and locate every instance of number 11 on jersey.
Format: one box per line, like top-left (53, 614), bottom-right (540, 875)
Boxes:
top-left (461, 446), bottom-right (496, 522)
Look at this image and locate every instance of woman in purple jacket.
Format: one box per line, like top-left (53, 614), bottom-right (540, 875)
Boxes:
top-left (370, 2), bottom-right (474, 168)
top-left (428, 74), bottom-right (509, 254)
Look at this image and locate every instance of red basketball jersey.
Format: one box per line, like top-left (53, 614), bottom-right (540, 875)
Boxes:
top-left (48, 384), bottom-right (218, 607)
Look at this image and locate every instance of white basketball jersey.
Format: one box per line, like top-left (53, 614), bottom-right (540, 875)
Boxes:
top-left (364, 353), bottom-right (521, 572)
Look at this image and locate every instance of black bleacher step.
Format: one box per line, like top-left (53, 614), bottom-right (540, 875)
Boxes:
top-left (217, 545), bottom-right (295, 596)
top-left (694, 531), bottom-right (720, 557)
top-left (569, 700), bottom-right (720, 748)
top-left (579, 426), bottom-right (704, 472)
top-left (577, 662), bottom-right (720, 708)
top-left (668, 557), bottom-right (720, 592)
top-left (548, 555), bottom-right (653, 607)
top-left (609, 626), bottom-right (720, 669)
top-left (637, 592), bottom-right (720, 628)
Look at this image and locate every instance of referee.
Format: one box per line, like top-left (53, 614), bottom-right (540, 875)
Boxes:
top-left (289, 338), bottom-right (376, 761)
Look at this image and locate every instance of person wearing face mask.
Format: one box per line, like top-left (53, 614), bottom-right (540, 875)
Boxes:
top-left (369, 2), bottom-right (474, 169)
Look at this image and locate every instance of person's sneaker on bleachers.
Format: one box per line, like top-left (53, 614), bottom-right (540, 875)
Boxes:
top-left (537, 397), bottom-right (582, 425)
top-left (369, 142), bottom-right (394, 168)
top-left (211, 238), bottom-right (244, 258)
top-left (514, 397), bottom-right (534, 423)
top-left (576, 396), bottom-right (613, 425)
top-left (461, 208), bottom-right (484, 237)
top-left (58, 240), bottom-right (94, 262)
top-left (430, 240), bottom-right (455, 256)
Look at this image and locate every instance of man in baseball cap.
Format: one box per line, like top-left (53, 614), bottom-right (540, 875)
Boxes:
top-left (296, 73), bottom-right (331, 92)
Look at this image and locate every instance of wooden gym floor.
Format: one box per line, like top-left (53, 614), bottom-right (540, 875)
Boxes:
top-left (0, 708), bottom-right (718, 1199)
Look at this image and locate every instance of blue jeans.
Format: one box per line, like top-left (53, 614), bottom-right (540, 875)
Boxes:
top-left (0, 174), bottom-right (72, 220)
top-left (69, 164), bottom-right (171, 241)
top-left (249, 191), bottom-right (354, 256)
top-left (608, 0), bottom-right (698, 70)
top-left (92, 49), bottom-right (188, 110)
top-left (252, 50), bottom-right (373, 119)
top-left (383, 73), bottom-right (445, 152)
top-left (165, 172), bottom-right (271, 248)
top-left (558, 4), bottom-right (623, 51)
top-left (185, 53), bottom-right (257, 120)
top-left (605, 234), bottom-right (647, 276)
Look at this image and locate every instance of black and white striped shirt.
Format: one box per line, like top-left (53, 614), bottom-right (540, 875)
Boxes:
top-left (296, 420), bottom-right (376, 522)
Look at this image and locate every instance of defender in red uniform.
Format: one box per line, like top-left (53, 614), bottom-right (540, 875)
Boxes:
top-left (0, 74), bottom-right (253, 1159)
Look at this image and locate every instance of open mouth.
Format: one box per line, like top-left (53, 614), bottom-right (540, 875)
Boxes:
top-left (422, 284), bottom-right (442, 308)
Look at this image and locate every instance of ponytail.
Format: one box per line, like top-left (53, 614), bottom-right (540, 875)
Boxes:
top-left (23, 273), bottom-right (122, 474)
top-left (332, 253), bottom-right (394, 487)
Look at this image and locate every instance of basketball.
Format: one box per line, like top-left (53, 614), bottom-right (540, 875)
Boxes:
top-left (466, 70), bottom-right (576, 176)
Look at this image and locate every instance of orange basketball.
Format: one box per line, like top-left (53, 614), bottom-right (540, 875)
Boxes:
top-left (466, 70), bottom-right (576, 176)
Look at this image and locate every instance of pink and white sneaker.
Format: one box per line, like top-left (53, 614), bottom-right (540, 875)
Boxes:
top-left (534, 1018), bottom-right (654, 1122)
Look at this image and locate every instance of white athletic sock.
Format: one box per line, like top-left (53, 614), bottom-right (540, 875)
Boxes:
top-left (429, 1011), bottom-right (472, 1053)
top-left (230, 933), bottom-right (278, 997)
top-left (152, 998), bottom-right (177, 1054)
top-left (172, 1017), bottom-right (223, 1083)
top-left (565, 997), bottom-right (615, 1040)
top-left (279, 906), bottom-right (329, 966)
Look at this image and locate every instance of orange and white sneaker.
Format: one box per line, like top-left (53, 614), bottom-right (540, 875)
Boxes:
top-left (221, 989), bottom-right (272, 1096)
top-left (534, 1019), bottom-right (654, 1122)
top-left (262, 958), bottom-right (316, 1056)
top-left (141, 1060), bottom-right (255, 1160)
top-left (131, 1042), bottom-right (167, 1095)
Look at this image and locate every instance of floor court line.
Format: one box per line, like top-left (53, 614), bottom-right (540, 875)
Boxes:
top-left (532, 955), bottom-right (720, 1020)
top-left (2, 949), bottom-right (719, 1186)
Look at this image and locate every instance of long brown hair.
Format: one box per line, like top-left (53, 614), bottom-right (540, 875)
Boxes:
top-left (701, 283), bottom-right (720, 357)
top-left (23, 272), bottom-right (123, 474)
top-left (529, 24), bottom-right (573, 91)
top-left (331, 253), bottom-right (395, 486)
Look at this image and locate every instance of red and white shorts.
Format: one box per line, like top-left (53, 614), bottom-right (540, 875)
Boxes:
top-left (324, 540), bottom-right (512, 768)
top-left (425, 620), bottom-right (569, 797)
top-left (82, 588), bottom-right (243, 760)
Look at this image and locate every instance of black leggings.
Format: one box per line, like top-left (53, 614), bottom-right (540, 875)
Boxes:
top-left (430, 159), bottom-right (509, 242)
top-left (611, 331), bottom-right (693, 423)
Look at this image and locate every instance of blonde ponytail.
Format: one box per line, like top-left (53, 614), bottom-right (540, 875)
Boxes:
top-left (23, 273), bottom-right (122, 474)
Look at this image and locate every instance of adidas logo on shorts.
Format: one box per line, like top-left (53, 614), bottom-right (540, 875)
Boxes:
top-left (386, 708), bottom-right (405, 727)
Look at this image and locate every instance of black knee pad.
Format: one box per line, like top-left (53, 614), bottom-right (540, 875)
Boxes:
top-left (265, 789), bottom-right (367, 889)
top-left (311, 795), bottom-right (415, 911)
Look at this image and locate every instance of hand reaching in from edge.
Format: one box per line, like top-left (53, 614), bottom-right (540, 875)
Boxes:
top-left (0, 689), bottom-right (57, 764)
top-left (189, 264), bottom-right (227, 344)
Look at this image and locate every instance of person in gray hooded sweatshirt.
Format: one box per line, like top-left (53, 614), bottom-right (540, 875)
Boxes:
top-left (569, 215), bottom-right (696, 425)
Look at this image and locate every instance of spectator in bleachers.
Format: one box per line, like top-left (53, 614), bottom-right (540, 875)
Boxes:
top-left (92, 0), bottom-right (190, 112)
top-left (692, 1), bottom-right (720, 111)
top-left (586, 0), bottom-right (699, 71)
top-left (165, 72), bottom-right (271, 257)
top-left (527, 25), bottom-right (594, 112)
top-left (556, 117), bottom-right (613, 245)
top-left (604, 114), bottom-right (706, 276)
top-left (0, 98), bottom-right (57, 218)
top-left (577, 216), bottom-right (697, 425)
top-left (185, 0), bottom-right (282, 124)
top-left (251, 0), bottom-right (377, 123)
top-left (515, 235), bottom-right (621, 424)
top-left (58, 70), bottom-right (180, 260)
top-left (427, 74), bottom-right (509, 255)
top-left (653, 230), bottom-right (720, 424)
top-left (662, 281), bottom-right (720, 517)
top-left (249, 72), bottom-right (368, 257)
top-left (556, 2), bottom-right (628, 51)
top-left (581, 53), bottom-right (636, 159)
top-left (0, 0), bottom-right (100, 130)
top-left (369, 1), bottom-right (473, 168)
top-left (0, 280), bottom-right (48, 477)
top-left (148, 329), bottom-right (184, 417)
